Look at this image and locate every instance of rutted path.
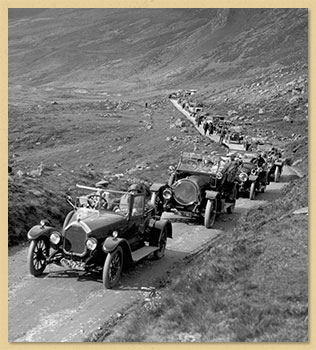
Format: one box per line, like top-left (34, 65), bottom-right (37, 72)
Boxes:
top-left (8, 173), bottom-right (294, 342)
top-left (8, 100), bottom-right (299, 342)
top-left (170, 99), bottom-right (246, 151)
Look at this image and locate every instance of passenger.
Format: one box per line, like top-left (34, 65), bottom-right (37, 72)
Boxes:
top-left (116, 184), bottom-right (144, 215)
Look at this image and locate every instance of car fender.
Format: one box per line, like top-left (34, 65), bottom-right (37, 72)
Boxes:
top-left (27, 225), bottom-right (60, 241)
top-left (249, 175), bottom-right (258, 182)
top-left (150, 183), bottom-right (166, 192)
top-left (103, 237), bottom-right (134, 267)
top-left (149, 219), bottom-right (172, 239)
top-left (205, 190), bottom-right (219, 200)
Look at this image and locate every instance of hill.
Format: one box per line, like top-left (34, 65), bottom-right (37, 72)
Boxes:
top-left (8, 8), bottom-right (308, 341)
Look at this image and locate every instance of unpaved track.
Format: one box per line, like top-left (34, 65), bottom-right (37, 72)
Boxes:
top-left (8, 176), bottom-right (292, 342)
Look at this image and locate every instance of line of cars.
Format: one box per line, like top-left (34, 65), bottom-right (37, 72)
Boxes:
top-left (26, 145), bottom-right (284, 288)
top-left (150, 147), bottom-right (284, 227)
top-left (25, 87), bottom-right (284, 288)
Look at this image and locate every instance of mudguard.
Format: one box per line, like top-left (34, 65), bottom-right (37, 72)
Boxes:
top-left (249, 175), bottom-right (258, 182)
top-left (150, 183), bottom-right (166, 192)
top-left (27, 225), bottom-right (60, 240)
top-left (205, 190), bottom-right (219, 200)
top-left (103, 236), bottom-right (131, 253)
top-left (149, 219), bottom-right (172, 239)
top-left (102, 237), bottom-right (134, 267)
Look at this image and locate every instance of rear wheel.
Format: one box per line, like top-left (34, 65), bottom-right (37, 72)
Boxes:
top-left (249, 182), bottom-right (256, 200)
top-left (103, 246), bottom-right (124, 289)
top-left (27, 238), bottom-right (49, 276)
top-left (204, 199), bottom-right (217, 228)
top-left (153, 228), bottom-right (167, 259)
top-left (274, 167), bottom-right (280, 182)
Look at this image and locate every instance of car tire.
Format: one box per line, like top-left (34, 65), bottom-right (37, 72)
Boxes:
top-left (249, 182), bottom-right (256, 200)
top-left (274, 167), bottom-right (280, 183)
top-left (204, 199), bottom-right (217, 228)
top-left (27, 238), bottom-right (49, 276)
top-left (226, 200), bottom-right (236, 214)
top-left (103, 246), bottom-right (124, 289)
top-left (153, 228), bottom-right (167, 259)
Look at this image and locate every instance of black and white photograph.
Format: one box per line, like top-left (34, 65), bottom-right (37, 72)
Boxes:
top-left (8, 8), bottom-right (308, 342)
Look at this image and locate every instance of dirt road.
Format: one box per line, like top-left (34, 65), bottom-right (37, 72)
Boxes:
top-left (8, 176), bottom-right (293, 342)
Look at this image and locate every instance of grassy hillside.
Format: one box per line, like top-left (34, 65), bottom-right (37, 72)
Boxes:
top-left (8, 8), bottom-right (308, 341)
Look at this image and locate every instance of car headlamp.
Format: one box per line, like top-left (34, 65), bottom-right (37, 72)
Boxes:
top-left (86, 237), bottom-right (97, 251)
top-left (163, 188), bottom-right (173, 200)
top-left (216, 172), bottom-right (223, 179)
top-left (239, 172), bottom-right (248, 182)
top-left (50, 231), bottom-right (61, 245)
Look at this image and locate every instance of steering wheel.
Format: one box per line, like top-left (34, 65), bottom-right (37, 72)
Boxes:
top-left (87, 194), bottom-right (108, 209)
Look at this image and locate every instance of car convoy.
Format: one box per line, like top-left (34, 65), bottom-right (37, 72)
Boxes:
top-left (26, 90), bottom-right (285, 288)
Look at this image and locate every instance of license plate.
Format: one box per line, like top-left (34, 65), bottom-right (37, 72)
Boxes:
top-left (60, 258), bottom-right (85, 271)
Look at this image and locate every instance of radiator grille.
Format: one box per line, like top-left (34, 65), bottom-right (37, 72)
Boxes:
top-left (64, 225), bottom-right (87, 255)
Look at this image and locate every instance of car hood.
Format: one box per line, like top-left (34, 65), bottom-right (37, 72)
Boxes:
top-left (66, 208), bottom-right (127, 238)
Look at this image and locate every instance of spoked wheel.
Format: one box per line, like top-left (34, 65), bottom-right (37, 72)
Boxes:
top-left (27, 238), bottom-right (50, 276)
top-left (274, 167), bottom-right (280, 183)
top-left (204, 199), bottom-right (217, 228)
top-left (249, 182), bottom-right (256, 200)
top-left (103, 246), bottom-right (124, 289)
top-left (154, 228), bottom-right (167, 259)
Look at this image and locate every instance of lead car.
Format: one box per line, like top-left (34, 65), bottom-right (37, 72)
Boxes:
top-left (27, 183), bottom-right (172, 289)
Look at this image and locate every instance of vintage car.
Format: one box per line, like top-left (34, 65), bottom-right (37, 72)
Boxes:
top-left (267, 149), bottom-right (284, 183)
top-left (257, 144), bottom-right (284, 183)
top-left (27, 183), bottom-right (172, 289)
top-left (150, 152), bottom-right (240, 228)
top-left (236, 151), bottom-right (269, 200)
top-left (228, 126), bottom-right (244, 144)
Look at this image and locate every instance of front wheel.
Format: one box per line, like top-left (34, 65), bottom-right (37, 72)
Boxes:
top-left (153, 228), bottom-right (167, 259)
top-left (27, 238), bottom-right (50, 276)
top-left (204, 199), bottom-right (217, 228)
top-left (249, 182), bottom-right (256, 200)
top-left (103, 246), bottom-right (124, 289)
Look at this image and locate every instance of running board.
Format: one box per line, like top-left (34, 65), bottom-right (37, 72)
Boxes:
top-left (131, 246), bottom-right (159, 262)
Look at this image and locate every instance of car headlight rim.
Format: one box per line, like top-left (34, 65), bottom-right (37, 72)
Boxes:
top-left (239, 172), bottom-right (248, 182)
top-left (50, 231), bottom-right (61, 245)
top-left (163, 188), bottom-right (173, 200)
top-left (216, 172), bottom-right (223, 180)
top-left (86, 237), bottom-right (98, 251)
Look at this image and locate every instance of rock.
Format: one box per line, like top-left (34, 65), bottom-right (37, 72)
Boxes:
top-left (258, 108), bottom-right (265, 115)
top-left (283, 116), bottom-right (291, 122)
top-left (16, 170), bottom-right (24, 177)
top-left (166, 137), bottom-right (171, 142)
top-left (289, 96), bottom-right (300, 105)
top-left (293, 207), bottom-right (308, 215)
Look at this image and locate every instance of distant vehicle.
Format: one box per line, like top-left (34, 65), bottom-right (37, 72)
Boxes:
top-left (150, 152), bottom-right (240, 228)
top-left (236, 151), bottom-right (269, 200)
top-left (27, 183), bottom-right (172, 289)
top-left (229, 126), bottom-right (244, 144)
top-left (257, 144), bottom-right (284, 182)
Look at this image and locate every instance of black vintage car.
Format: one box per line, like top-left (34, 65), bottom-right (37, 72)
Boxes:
top-left (257, 144), bottom-right (284, 183)
top-left (236, 151), bottom-right (269, 200)
top-left (27, 183), bottom-right (172, 289)
top-left (150, 152), bottom-right (240, 228)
